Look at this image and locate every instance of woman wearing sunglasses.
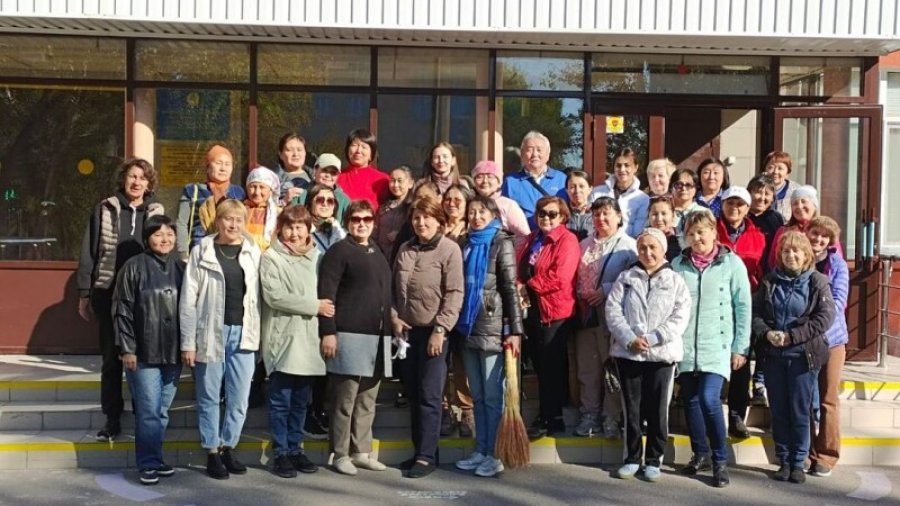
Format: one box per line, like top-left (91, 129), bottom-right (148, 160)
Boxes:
top-left (318, 200), bottom-right (393, 476)
top-left (305, 184), bottom-right (347, 257)
top-left (516, 196), bottom-right (579, 438)
top-left (669, 168), bottom-right (704, 238)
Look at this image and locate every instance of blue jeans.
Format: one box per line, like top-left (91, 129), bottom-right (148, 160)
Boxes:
top-left (194, 325), bottom-right (255, 450)
top-left (126, 363), bottom-right (182, 471)
top-left (679, 372), bottom-right (728, 464)
top-left (268, 371), bottom-right (314, 458)
top-left (763, 352), bottom-right (817, 468)
top-left (461, 347), bottom-right (505, 456)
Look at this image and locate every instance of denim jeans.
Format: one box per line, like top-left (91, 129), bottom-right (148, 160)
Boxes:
top-left (764, 351), bottom-right (817, 468)
top-left (461, 347), bottom-right (505, 456)
top-left (126, 363), bottom-right (182, 471)
top-left (268, 371), bottom-right (314, 458)
top-left (679, 372), bottom-right (728, 464)
top-left (194, 325), bottom-right (255, 450)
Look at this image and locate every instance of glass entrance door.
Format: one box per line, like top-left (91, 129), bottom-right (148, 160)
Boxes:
top-left (774, 105), bottom-right (883, 360)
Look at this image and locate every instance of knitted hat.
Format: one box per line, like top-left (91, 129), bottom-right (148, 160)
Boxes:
top-left (791, 185), bottom-right (819, 210)
top-left (206, 144), bottom-right (232, 164)
top-left (247, 166), bottom-right (281, 194)
top-left (472, 160), bottom-right (503, 182)
top-left (637, 227), bottom-right (668, 252)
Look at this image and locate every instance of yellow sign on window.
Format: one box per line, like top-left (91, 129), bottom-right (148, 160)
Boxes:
top-left (607, 116), bottom-right (624, 134)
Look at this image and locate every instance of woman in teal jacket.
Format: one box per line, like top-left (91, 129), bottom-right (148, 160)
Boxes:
top-left (672, 209), bottom-right (751, 488)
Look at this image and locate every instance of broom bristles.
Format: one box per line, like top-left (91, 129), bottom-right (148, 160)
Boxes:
top-left (495, 348), bottom-right (530, 468)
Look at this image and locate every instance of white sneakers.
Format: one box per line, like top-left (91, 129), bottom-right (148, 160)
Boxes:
top-left (350, 453), bottom-right (386, 471)
top-left (332, 456), bottom-right (358, 476)
top-left (456, 452), bottom-right (503, 477)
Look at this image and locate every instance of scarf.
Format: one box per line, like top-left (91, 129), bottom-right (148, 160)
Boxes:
top-left (432, 173), bottom-right (453, 195)
top-left (691, 245), bottom-right (719, 272)
top-left (456, 219), bottom-right (501, 337)
top-left (208, 180), bottom-right (230, 203)
top-left (280, 237), bottom-right (314, 256)
top-left (244, 200), bottom-right (278, 251)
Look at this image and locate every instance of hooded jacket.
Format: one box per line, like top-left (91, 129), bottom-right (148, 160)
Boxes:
top-left (587, 174), bottom-right (650, 238)
top-left (605, 263), bottom-right (691, 364)
top-left (516, 224), bottom-right (580, 324)
top-left (716, 218), bottom-right (766, 292)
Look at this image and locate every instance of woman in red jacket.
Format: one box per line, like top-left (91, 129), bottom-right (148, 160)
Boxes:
top-left (517, 196), bottom-right (579, 438)
top-left (715, 186), bottom-right (766, 440)
top-left (337, 129), bottom-right (390, 211)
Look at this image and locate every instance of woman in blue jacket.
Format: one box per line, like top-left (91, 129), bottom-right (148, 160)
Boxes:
top-left (672, 209), bottom-right (751, 488)
top-left (752, 231), bottom-right (835, 484)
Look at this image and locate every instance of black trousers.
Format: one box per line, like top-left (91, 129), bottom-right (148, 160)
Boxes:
top-left (524, 315), bottom-right (572, 420)
top-left (91, 288), bottom-right (123, 421)
top-left (727, 359), bottom-right (752, 420)
top-left (401, 326), bottom-right (448, 464)
top-left (617, 359), bottom-right (675, 467)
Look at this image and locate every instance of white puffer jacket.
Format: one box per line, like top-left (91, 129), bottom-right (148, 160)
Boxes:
top-left (588, 174), bottom-right (650, 238)
top-left (605, 263), bottom-right (691, 363)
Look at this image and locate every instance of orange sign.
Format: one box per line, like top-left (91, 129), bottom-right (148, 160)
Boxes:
top-left (607, 116), bottom-right (624, 134)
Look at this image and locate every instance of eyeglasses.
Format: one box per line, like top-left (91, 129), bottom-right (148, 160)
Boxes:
top-left (537, 209), bottom-right (561, 219)
top-left (672, 182), bottom-right (695, 190)
top-left (349, 215), bottom-right (374, 225)
top-left (314, 196), bottom-right (336, 206)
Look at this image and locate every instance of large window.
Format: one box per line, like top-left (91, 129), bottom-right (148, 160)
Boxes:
top-left (592, 53), bottom-right (770, 95)
top-left (0, 86), bottom-right (125, 260)
top-left (258, 45), bottom-right (370, 86)
top-left (135, 88), bottom-right (249, 216)
top-left (136, 41), bottom-right (250, 83)
top-left (882, 72), bottom-right (900, 254)
top-left (0, 36), bottom-right (125, 80)
top-left (497, 51), bottom-right (583, 91)
top-left (498, 97), bottom-right (583, 173)
top-left (257, 91), bottom-right (370, 169)
top-left (377, 95), bottom-right (479, 176)
top-left (378, 48), bottom-right (488, 89)
top-left (780, 57), bottom-right (862, 97)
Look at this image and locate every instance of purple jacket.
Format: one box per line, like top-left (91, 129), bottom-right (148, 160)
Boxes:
top-left (817, 247), bottom-right (849, 347)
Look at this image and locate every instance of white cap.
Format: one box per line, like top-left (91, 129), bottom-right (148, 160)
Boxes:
top-left (720, 186), bottom-right (752, 206)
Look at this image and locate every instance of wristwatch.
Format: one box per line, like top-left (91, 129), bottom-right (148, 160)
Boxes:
top-left (434, 325), bottom-right (446, 334)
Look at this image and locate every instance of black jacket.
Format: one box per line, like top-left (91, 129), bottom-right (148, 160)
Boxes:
top-left (461, 232), bottom-right (525, 352)
top-left (113, 251), bottom-right (185, 364)
top-left (751, 270), bottom-right (835, 370)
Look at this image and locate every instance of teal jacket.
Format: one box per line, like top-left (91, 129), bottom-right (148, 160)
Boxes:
top-left (672, 246), bottom-right (752, 379)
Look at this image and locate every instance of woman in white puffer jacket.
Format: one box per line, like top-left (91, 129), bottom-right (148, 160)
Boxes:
top-left (605, 227), bottom-right (692, 482)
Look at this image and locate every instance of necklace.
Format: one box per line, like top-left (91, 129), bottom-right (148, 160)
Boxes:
top-left (215, 243), bottom-right (240, 260)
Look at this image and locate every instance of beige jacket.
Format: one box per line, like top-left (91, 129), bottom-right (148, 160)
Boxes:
top-left (392, 235), bottom-right (464, 330)
top-left (180, 234), bottom-right (261, 363)
top-left (260, 240), bottom-right (326, 376)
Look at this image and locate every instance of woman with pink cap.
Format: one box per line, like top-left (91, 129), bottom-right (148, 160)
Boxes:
top-left (471, 160), bottom-right (530, 245)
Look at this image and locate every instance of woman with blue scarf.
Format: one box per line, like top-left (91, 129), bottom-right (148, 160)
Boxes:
top-left (454, 196), bottom-right (524, 478)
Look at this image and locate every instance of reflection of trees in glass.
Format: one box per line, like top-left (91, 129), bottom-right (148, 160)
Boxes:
top-left (605, 116), bottom-right (649, 172)
top-left (0, 87), bottom-right (123, 260)
top-left (501, 68), bottom-right (581, 173)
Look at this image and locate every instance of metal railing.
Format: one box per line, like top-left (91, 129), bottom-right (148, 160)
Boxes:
top-left (878, 256), bottom-right (900, 368)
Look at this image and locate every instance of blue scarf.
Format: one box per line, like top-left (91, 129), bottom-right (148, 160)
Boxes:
top-left (455, 219), bottom-right (502, 336)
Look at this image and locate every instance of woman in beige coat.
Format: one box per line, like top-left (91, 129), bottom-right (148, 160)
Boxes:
top-left (260, 205), bottom-right (335, 478)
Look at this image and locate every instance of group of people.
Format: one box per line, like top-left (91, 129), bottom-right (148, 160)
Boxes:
top-left (76, 128), bottom-right (847, 490)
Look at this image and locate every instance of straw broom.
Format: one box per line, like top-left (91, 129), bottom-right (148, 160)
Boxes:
top-left (494, 345), bottom-right (530, 468)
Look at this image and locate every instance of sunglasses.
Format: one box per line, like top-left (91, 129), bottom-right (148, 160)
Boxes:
top-left (537, 209), bottom-right (561, 219)
top-left (349, 215), bottom-right (374, 225)
top-left (672, 182), bottom-right (695, 190)
top-left (314, 196), bottom-right (336, 206)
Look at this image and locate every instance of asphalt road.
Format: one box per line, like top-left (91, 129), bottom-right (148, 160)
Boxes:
top-left (0, 463), bottom-right (895, 506)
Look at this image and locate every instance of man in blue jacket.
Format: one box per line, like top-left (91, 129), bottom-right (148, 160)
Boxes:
top-left (501, 131), bottom-right (568, 230)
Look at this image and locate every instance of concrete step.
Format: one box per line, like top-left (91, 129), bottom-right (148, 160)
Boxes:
top-left (1, 426), bottom-right (897, 470)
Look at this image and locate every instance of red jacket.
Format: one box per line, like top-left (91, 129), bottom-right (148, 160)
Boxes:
top-left (516, 225), bottom-right (579, 324)
top-left (337, 165), bottom-right (390, 212)
top-left (717, 218), bottom-right (765, 291)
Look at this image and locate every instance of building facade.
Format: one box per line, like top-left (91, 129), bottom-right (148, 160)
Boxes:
top-left (0, 0), bottom-right (898, 358)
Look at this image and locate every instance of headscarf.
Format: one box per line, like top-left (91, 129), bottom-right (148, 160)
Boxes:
top-left (455, 219), bottom-right (502, 337)
top-left (245, 166), bottom-right (281, 247)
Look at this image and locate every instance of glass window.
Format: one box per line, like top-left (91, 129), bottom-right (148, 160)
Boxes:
top-left (0, 36), bottom-right (125, 80)
top-left (258, 44), bottom-right (370, 86)
top-left (377, 95), bottom-right (480, 175)
top-left (0, 86), bottom-right (124, 260)
top-left (592, 53), bottom-right (770, 95)
top-left (257, 91), bottom-right (370, 169)
top-left (882, 125), bottom-right (900, 254)
top-left (886, 72), bottom-right (900, 118)
top-left (498, 51), bottom-right (583, 91)
top-left (135, 88), bottom-right (249, 216)
top-left (136, 41), bottom-right (250, 83)
top-left (604, 115), bottom-right (649, 172)
top-left (779, 57), bottom-right (862, 97)
top-left (378, 48), bottom-right (488, 89)
top-left (498, 97), bottom-right (583, 173)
